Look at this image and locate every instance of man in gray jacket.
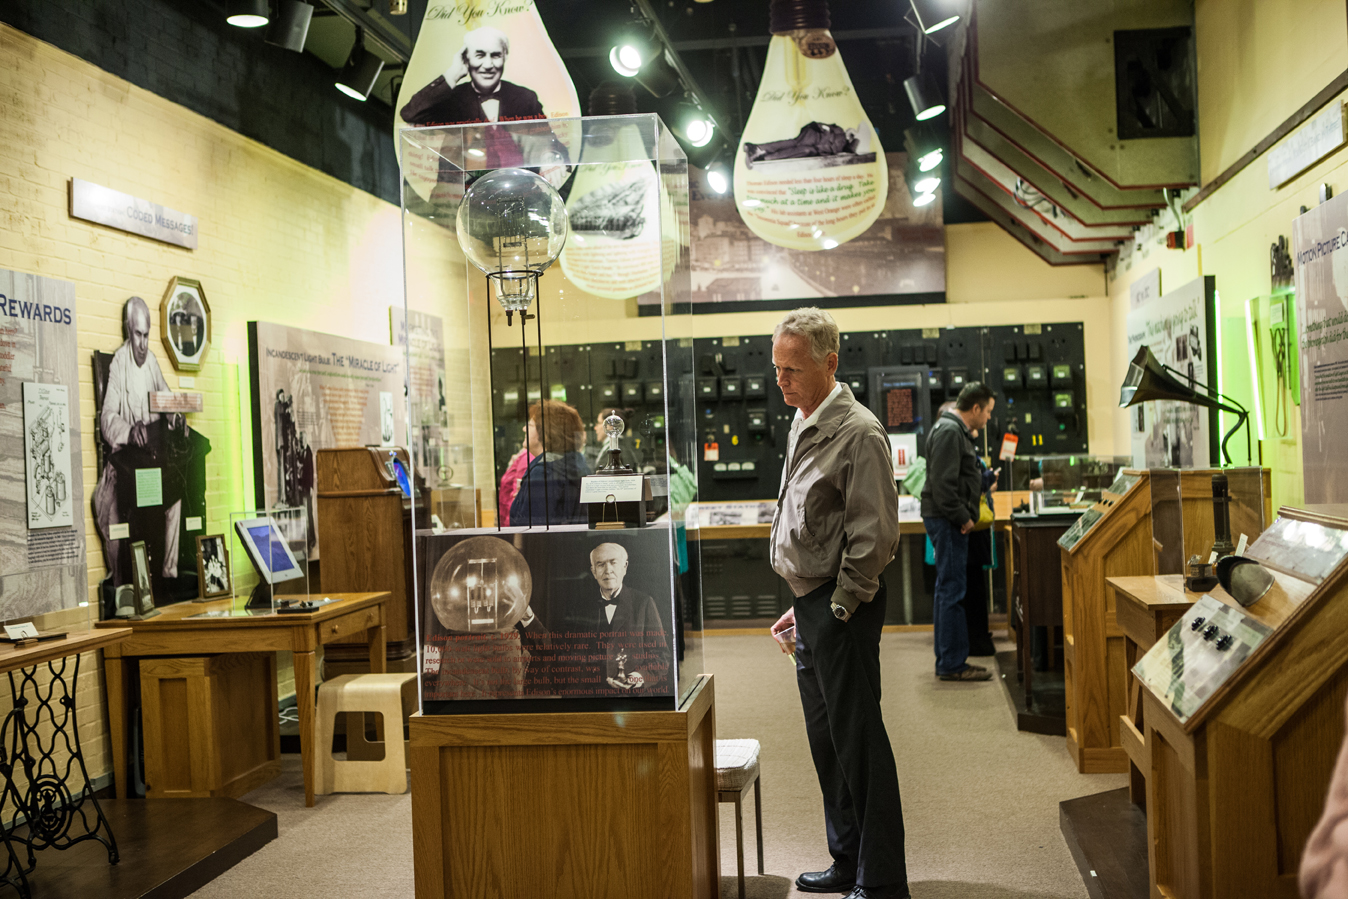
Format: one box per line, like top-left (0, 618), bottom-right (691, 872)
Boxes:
top-left (920, 382), bottom-right (996, 681)
top-left (768, 308), bottom-right (909, 899)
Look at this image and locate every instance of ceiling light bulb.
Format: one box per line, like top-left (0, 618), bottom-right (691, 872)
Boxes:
top-left (707, 169), bottom-right (729, 194)
top-left (226, 0), bottom-right (269, 27)
top-left (918, 148), bottom-right (943, 171)
top-left (685, 118), bottom-right (714, 147)
top-left (610, 44), bottom-right (644, 77)
top-left (915, 175), bottom-right (940, 193)
top-left (914, 192), bottom-right (936, 207)
top-left (910, 0), bottom-right (960, 35)
top-left (733, 0), bottom-right (888, 251)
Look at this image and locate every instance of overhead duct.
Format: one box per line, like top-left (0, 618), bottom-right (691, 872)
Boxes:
top-left (947, 0), bottom-right (1198, 263)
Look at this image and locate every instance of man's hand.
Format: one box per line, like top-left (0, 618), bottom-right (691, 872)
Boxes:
top-left (960, 519), bottom-right (975, 535)
top-left (444, 48), bottom-right (469, 86)
top-left (130, 422), bottom-right (148, 448)
top-left (770, 607), bottom-right (796, 654)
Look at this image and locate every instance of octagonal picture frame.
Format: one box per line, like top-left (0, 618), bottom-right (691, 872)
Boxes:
top-left (160, 276), bottom-right (210, 372)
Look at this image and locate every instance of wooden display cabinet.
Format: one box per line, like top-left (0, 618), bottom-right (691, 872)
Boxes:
top-left (317, 447), bottom-right (417, 670)
top-left (409, 675), bottom-right (719, 899)
top-left (1060, 468), bottom-right (1271, 774)
top-left (1137, 506), bottom-right (1348, 898)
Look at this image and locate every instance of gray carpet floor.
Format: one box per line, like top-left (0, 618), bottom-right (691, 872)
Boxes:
top-left (189, 632), bottom-right (1124, 898)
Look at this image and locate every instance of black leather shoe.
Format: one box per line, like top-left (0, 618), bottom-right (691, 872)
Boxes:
top-left (845, 885), bottom-right (911, 899)
top-left (796, 863), bottom-right (857, 893)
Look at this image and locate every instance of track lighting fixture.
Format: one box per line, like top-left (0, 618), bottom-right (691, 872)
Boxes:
top-left (904, 72), bottom-right (946, 121)
top-left (335, 29), bottom-right (384, 101)
top-left (226, 0), bottom-right (270, 28)
top-left (264, 0), bottom-right (313, 52)
top-left (910, 0), bottom-right (961, 35)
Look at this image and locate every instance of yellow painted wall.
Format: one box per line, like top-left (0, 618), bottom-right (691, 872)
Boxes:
top-left (1196, 0), bottom-right (1348, 182)
top-left (1107, 0), bottom-right (1348, 511)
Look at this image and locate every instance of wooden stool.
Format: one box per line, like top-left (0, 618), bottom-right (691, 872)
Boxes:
top-left (314, 673), bottom-right (417, 796)
top-left (715, 738), bottom-right (764, 899)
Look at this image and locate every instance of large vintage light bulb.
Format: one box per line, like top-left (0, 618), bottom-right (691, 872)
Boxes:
top-left (559, 83), bottom-right (676, 300)
top-left (455, 168), bottom-right (568, 322)
top-left (733, 0), bottom-right (888, 250)
top-left (429, 536), bottom-right (532, 634)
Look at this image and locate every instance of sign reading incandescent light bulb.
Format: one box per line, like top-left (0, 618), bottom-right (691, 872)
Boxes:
top-left (733, 8), bottom-right (887, 251)
top-left (395, 1), bottom-right (581, 198)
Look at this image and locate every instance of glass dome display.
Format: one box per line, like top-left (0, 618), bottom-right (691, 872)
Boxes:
top-left (454, 168), bottom-right (569, 322)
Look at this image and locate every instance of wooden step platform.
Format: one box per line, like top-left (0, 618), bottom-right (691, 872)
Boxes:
top-left (1059, 788), bottom-right (1148, 899)
top-left (16, 798), bottom-right (276, 899)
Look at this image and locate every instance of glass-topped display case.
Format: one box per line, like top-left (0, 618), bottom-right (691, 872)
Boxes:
top-left (1012, 454), bottom-right (1130, 516)
top-left (399, 115), bottom-right (701, 715)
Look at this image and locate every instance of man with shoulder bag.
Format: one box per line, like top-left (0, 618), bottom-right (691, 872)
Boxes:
top-left (921, 382), bottom-right (996, 681)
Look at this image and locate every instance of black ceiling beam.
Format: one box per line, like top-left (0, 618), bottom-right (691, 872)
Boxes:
top-left (557, 25), bottom-right (912, 58)
top-left (319, 0), bottom-right (411, 62)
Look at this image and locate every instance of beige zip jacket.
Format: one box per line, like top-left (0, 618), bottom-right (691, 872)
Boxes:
top-left (769, 383), bottom-right (900, 615)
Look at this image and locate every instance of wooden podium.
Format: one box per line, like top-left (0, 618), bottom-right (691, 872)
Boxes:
top-left (409, 676), bottom-right (719, 899)
top-left (1134, 506), bottom-right (1348, 898)
top-left (1060, 468), bottom-right (1271, 774)
top-left (316, 447), bottom-right (416, 669)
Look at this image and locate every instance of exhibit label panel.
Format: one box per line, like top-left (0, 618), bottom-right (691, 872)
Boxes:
top-left (1293, 194), bottom-right (1348, 502)
top-left (391, 307), bottom-right (450, 486)
top-left (419, 526), bottom-right (677, 710)
top-left (248, 322), bottom-right (407, 558)
top-left (1125, 275), bottom-right (1217, 468)
top-left (0, 269), bottom-right (86, 618)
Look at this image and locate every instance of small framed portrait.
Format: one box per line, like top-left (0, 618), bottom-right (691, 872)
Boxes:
top-left (130, 539), bottom-right (155, 615)
top-left (195, 534), bottom-right (232, 599)
top-left (159, 276), bottom-right (211, 372)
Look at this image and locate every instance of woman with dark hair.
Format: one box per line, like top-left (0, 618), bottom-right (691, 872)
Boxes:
top-left (510, 400), bottom-right (590, 526)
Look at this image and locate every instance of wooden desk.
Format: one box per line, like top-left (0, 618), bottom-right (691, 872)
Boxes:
top-left (1107, 574), bottom-right (1199, 809)
top-left (97, 592), bottom-right (389, 807)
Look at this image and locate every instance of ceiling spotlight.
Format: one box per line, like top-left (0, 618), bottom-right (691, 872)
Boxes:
top-left (905, 73), bottom-right (947, 121)
top-left (685, 116), bottom-right (715, 148)
top-left (610, 44), bottom-right (644, 77)
top-left (706, 164), bottom-right (730, 195)
top-left (389, 0), bottom-right (407, 12)
top-left (910, 0), bottom-right (961, 35)
top-left (265, 0), bottom-right (313, 52)
top-left (903, 124), bottom-right (944, 173)
top-left (226, 0), bottom-right (270, 27)
top-left (336, 29), bottom-right (384, 102)
top-left (915, 175), bottom-right (940, 194)
top-left (914, 192), bottom-right (936, 207)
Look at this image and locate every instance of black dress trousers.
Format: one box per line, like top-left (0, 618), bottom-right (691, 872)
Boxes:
top-left (794, 578), bottom-right (909, 889)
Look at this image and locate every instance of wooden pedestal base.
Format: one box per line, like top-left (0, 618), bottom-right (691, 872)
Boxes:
top-left (409, 675), bottom-right (719, 899)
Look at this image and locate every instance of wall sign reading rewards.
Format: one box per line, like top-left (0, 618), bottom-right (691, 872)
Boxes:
top-left (68, 179), bottom-right (197, 250)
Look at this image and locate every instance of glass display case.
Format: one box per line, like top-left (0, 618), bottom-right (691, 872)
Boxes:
top-left (399, 115), bottom-right (701, 715)
top-left (1148, 466), bottom-right (1269, 575)
top-left (1012, 454), bottom-right (1130, 516)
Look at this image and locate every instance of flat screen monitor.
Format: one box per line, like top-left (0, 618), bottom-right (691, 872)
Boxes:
top-left (234, 517), bottom-right (304, 585)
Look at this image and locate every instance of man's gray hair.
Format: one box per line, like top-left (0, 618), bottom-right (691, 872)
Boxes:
top-left (464, 26), bottom-right (509, 55)
top-left (773, 307), bottom-right (840, 364)
top-left (124, 296), bottom-right (150, 333)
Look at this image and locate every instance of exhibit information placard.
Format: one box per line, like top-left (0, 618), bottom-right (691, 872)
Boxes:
top-left (420, 526), bottom-right (676, 706)
top-left (1293, 194), bottom-right (1348, 502)
top-left (0, 269), bottom-right (86, 617)
top-left (247, 322), bottom-right (406, 559)
top-left (1125, 276), bottom-right (1216, 468)
top-left (1132, 594), bottom-right (1272, 725)
top-left (1245, 515), bottom-right (1348, 584)
top-left (69, 178), bottom-right (198, 250)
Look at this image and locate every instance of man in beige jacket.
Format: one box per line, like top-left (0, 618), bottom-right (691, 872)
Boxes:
top-left (768, 308), bottom-right (909, 899)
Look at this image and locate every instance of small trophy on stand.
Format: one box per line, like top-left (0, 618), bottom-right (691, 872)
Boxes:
top-left (581, 412), bottom-right (652, 530)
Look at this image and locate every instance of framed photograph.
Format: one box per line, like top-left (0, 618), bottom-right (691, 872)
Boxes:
top-left (159, 276), bottom-right (210, 372)
top-left (195, 534), bottom-right (232, 599)
top-left (130, 540), bottom-right (155, 615)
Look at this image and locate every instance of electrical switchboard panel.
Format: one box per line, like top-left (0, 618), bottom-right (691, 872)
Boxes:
top-left (488, 323), bottom-right (1088, 501)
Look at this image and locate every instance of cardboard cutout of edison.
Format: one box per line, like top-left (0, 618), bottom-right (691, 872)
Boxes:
top-left (400, 26), bottom-right (544, 127)
top-left (93, 297), bottom-right (211, 605)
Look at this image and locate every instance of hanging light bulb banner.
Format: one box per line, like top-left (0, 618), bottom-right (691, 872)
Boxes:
top-left (733, 0), bottom-right (889, 252)
top-left (645, 151), bottom-right (943, 312)
top-left (394, 0), bottom-right (581, 198)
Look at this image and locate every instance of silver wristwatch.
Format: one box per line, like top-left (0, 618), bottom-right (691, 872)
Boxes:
top-left (830, 602), bottom-right (849, 621)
